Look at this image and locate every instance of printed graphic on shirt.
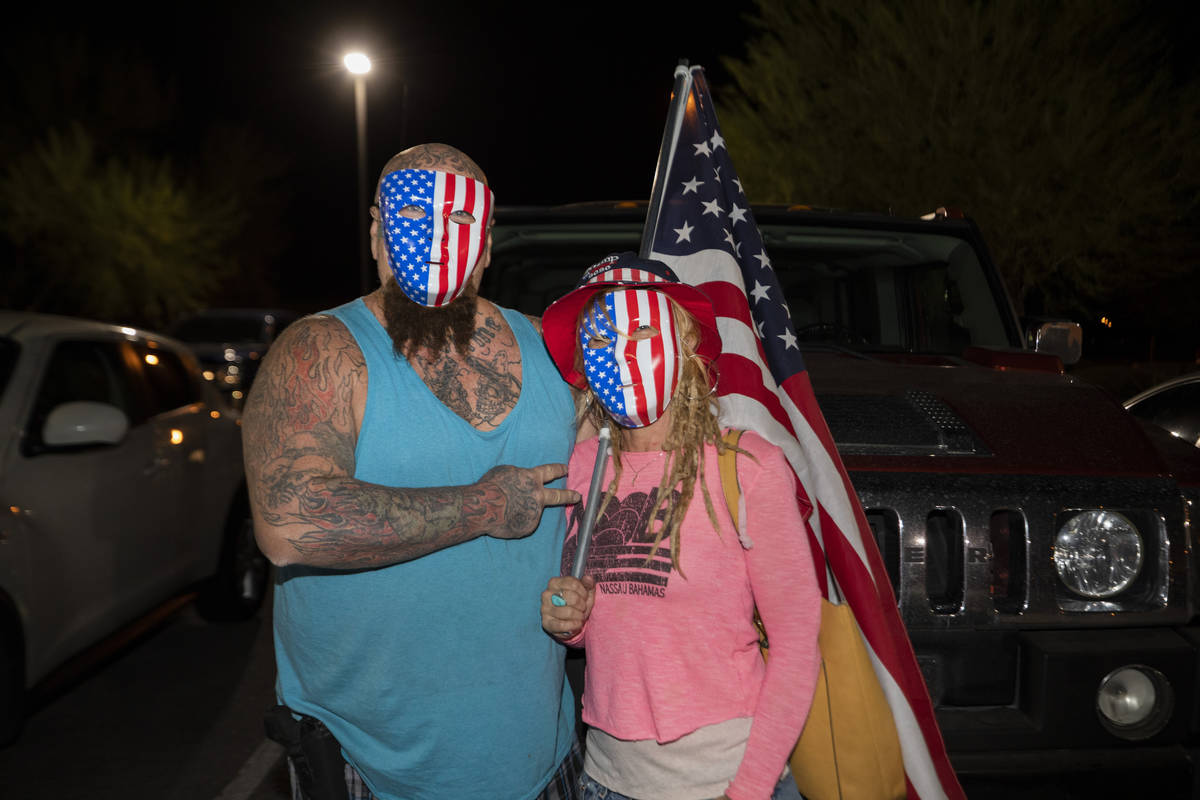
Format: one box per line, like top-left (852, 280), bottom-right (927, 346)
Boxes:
top-left (562, 487), bottom-right (681, 599)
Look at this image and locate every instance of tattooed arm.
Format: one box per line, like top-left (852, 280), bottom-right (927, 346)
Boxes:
top-left (241, 314), bottom-right (578, 569)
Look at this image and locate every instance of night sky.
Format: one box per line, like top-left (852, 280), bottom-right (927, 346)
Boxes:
top-left (8, 2), bottom-right (755, 311)
top-left (6, 2), bottom-right (1198, 331)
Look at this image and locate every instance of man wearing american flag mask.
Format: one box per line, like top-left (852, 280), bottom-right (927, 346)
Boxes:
top-left (242, 143), bottom-right (585, 800)
top-left (378, 165), bottom-right (492, 309)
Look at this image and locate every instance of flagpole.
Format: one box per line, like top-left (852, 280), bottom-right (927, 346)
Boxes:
top-left (640, 62), bottom-right (694, 258)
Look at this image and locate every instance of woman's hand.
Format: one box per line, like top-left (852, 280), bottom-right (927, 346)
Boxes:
top-left (541, 575), bottom-right (595, 639)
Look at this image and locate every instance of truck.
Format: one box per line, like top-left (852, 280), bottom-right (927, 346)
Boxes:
top-left (482, 202), bottom-right (1200, 796)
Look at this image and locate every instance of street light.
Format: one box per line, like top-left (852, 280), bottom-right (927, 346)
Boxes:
top-left (344, 52), bottom-right (372, 294)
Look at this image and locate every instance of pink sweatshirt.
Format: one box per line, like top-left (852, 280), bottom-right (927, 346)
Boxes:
top-left (563, 431), bottom-right (822, 800)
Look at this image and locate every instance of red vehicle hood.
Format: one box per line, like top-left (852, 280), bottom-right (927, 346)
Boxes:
top-left (804, 350), bottom-right (1183, 479)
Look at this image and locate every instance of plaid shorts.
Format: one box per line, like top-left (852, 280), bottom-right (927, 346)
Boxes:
top-left (290, 735), bottom-right (584, 800)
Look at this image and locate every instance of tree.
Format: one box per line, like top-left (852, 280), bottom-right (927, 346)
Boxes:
top-left (718, 0), bottom-right (1200, 321)
top-left (0, 125), bottom-right (238, 327)
top-left (0, 33), bottom-right (287, 328)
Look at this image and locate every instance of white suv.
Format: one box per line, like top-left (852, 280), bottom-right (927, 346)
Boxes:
top-left (0, 312), bottom-right (267, 743)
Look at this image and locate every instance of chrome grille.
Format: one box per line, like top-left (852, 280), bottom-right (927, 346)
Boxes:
top-left (850, 473), bottom-right (1188, 630)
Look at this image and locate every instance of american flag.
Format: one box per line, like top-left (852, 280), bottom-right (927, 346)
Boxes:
top-left (645, 65), bottom-right (964, 800)
top-left (379, 168), bottom-right (493, 307)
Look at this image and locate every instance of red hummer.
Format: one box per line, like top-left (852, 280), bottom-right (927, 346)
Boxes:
top-left (484, 202), bottom-right (1200, 796)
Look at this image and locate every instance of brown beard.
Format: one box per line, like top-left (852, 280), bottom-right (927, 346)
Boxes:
top-left (382, 279), bottom-right (478, 360)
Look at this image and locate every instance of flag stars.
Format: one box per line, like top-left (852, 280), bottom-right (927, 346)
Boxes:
top-left (750, 281), bottom-right (771, 303)
top-left (710, 131), bottom-right (725, 151)
top-left (681, 176), bottom-right (703, 195)
top-left (701, 198), bottom-right (723, 217)
top-left (723, 228), bottom-right (736, 249)
top-left (728, 205), bottom-right (747, 225)
top-left (733, 177), bottom-right (744, 195)
top-left (674, 221), bottom-right (694, 243)
top-left (694, 140), bottom-right (712, 157)
top-left (754, 251), bottom-right (772, 270)
top-left (778, 328), bottom-right (799, 350)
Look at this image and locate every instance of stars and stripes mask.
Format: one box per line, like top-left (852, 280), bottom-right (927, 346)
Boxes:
top-left (580, 289), bottom-right (683, 428)
top-left (378, 168), bottom-right (494, 307)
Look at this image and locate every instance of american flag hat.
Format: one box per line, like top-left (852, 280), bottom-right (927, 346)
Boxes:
top-left (542, 251), bottom-right (721, 390)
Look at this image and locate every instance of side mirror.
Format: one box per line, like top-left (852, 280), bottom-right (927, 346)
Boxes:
top-left (1029, 320), bottom-right (1082, 366)
top-left (42, 401), bottom-right (130, 447)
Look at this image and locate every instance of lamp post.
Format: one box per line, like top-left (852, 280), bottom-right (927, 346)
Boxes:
top-left (344, 52), bottom-right (372, 294)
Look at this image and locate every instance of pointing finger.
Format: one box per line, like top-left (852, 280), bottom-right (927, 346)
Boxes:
top-left (530, 463), bottom-right (569, 485)
top-left (540, 487), bottom-right (581, 507)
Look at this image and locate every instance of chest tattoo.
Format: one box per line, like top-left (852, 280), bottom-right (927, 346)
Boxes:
top-left (414, 316), bottom-right (522, 429)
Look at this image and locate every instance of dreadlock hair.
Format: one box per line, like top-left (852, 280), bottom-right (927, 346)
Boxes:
top-left (574, 291), bottom-right (746, 576)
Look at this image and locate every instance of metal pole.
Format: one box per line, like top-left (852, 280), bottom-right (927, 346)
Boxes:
top-left (640, 62), bottom-right (694, 258)
top-left (354, 75), bottom-right (370, 294)
top-left (570, 426), bottom-right (613, 580)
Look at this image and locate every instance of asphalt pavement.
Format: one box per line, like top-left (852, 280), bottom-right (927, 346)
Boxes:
top-left (0, 590), bottom-right (289, 799)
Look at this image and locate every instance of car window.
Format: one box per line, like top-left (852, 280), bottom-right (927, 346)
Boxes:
top-left (0, 337), bottom-right (18, 404)
top-left (134, 344), bottom-right (203, 415)
top-left (485, 226), bottom-right (643, 314)
top-left (26, 339), bottom-right (140, 452)
top-left (1128, 382), bottom-right (1200, 446)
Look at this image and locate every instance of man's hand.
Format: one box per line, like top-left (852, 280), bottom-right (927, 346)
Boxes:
top-left (477, 463), bottom-right (581, 540)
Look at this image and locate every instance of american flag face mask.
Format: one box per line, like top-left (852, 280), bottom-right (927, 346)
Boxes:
top-left (580, 289), bottom-right (683, 428)
top-left (378, 168), bottom-right (494, 307)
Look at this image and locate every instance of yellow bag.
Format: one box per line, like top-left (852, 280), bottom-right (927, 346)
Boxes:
top-left (718, 430), bottom-right (906, 800)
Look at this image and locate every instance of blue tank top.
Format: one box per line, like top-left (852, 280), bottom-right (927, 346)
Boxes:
top-left (273, 298), bottom-right (577, 800)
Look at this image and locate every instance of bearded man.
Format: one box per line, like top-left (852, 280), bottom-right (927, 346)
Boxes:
top-left (242, 143), bottom-right (582, 800)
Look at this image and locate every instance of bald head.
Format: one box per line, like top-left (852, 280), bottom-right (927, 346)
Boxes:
top-left (376, 143), bottom-right (487, 199)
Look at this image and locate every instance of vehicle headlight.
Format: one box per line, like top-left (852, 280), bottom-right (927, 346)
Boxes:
top-left (1096, 665), bottom-right (1173, 740)
top-left (1054, 510), bottom-right (1142, 598)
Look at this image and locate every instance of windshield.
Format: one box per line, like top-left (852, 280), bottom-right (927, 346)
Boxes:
top-left (762, 226), bottom-right (1015, 353)
top-left (488, 220), bottom-right (1018, 355)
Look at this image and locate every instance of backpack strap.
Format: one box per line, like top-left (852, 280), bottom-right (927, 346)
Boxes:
top-left (717, 428), bottom-right (743, 524)
top-left (719, 429), bottom-right (770, 649)
top-left (718, 429), bottom-right (752, 548)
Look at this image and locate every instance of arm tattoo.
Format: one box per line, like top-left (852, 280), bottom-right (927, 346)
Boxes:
top-left (269, 474), bottom-right (509, 568)
top-left (244, 317), bottom-right (521, 568)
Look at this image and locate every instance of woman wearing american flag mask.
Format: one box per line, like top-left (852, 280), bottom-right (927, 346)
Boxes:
top-left (540, 252), bottom-right (822, 800)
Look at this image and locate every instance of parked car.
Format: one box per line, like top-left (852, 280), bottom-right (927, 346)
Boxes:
top-left (168, 308), bottom-right (298, 406)
top-left (1125, 372), bottom-right (1200, 448)
top-left (483, 203), bottom-right (1200, 792)
top-left (0, 312), bottom-right (269, 744)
